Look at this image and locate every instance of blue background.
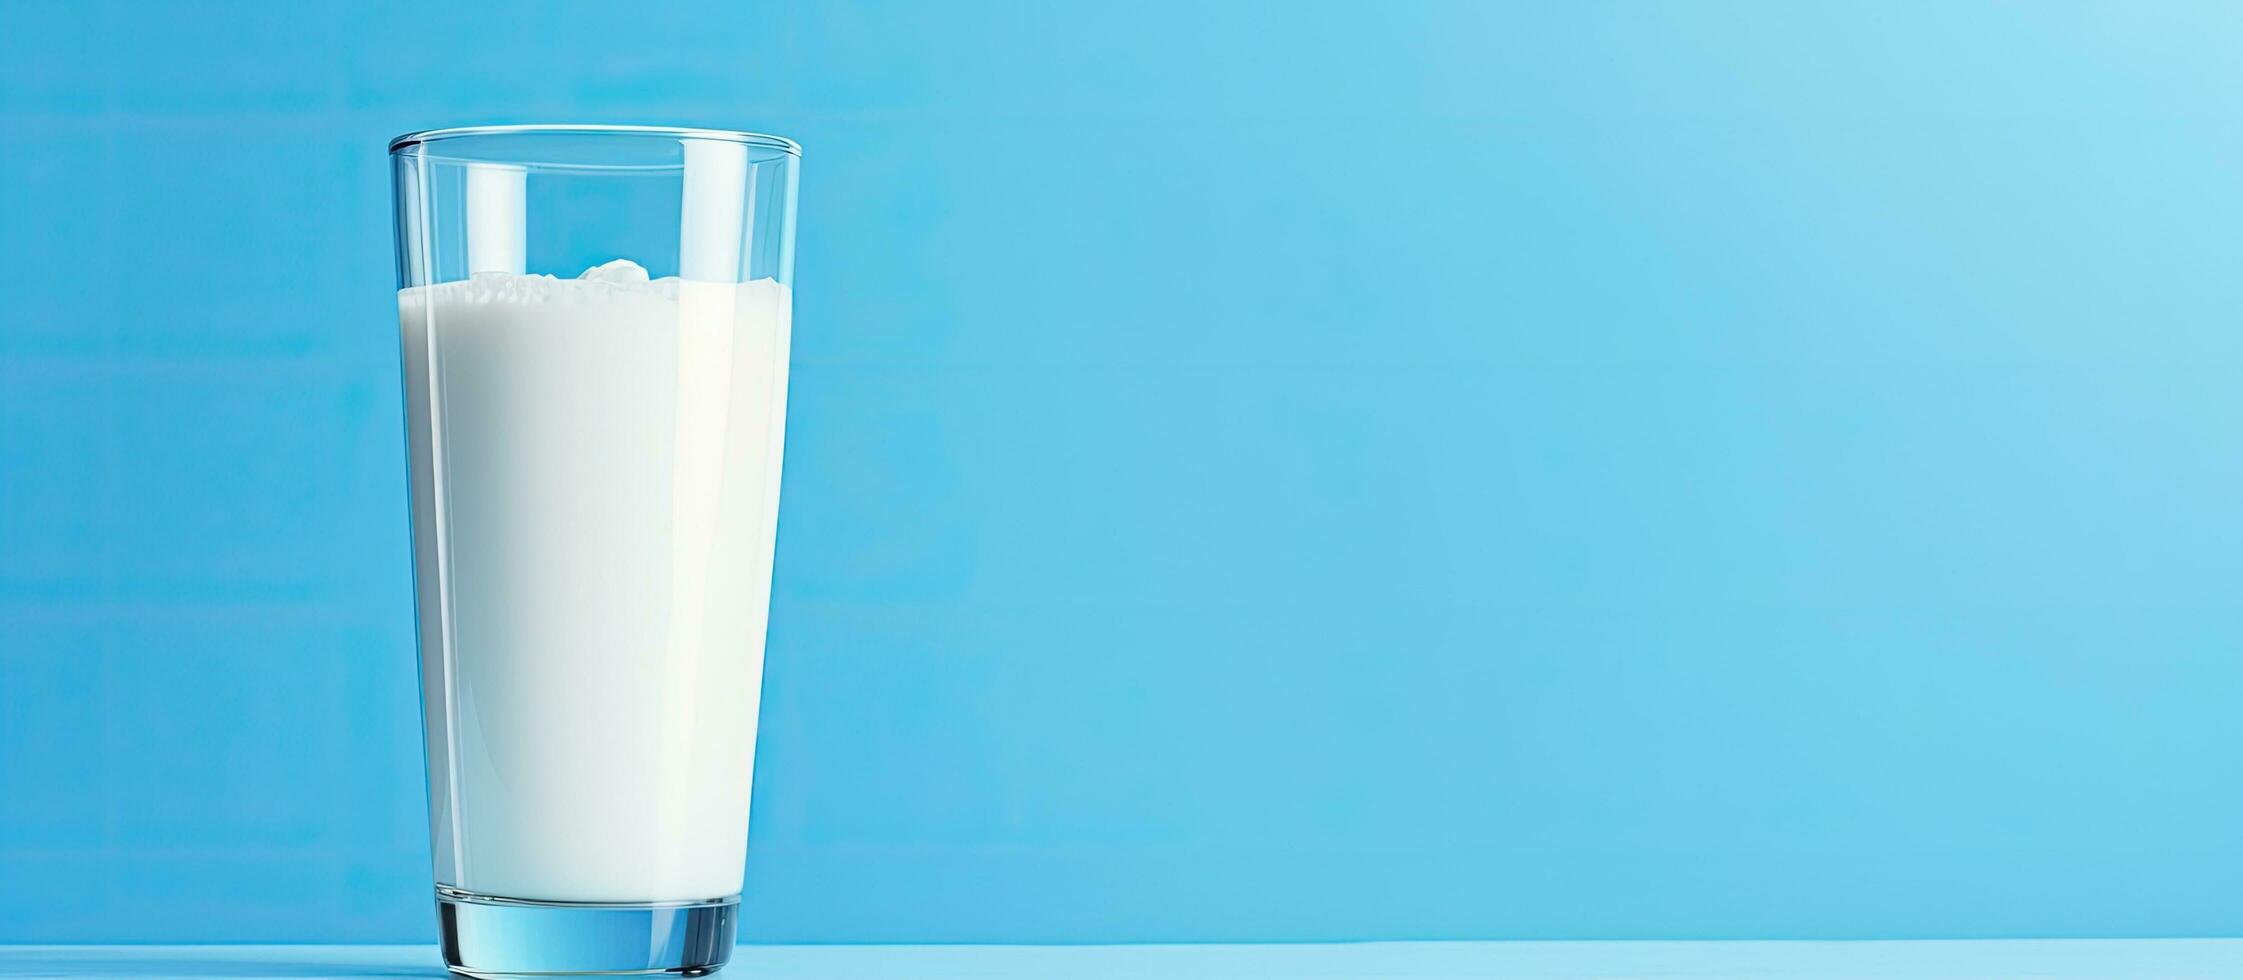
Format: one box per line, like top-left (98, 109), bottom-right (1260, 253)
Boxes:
top-left (4, 0), bottom-right (2242, 946)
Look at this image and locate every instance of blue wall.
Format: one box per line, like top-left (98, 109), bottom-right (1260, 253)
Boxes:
top-left (5, 0), bottom-right (2243, 944)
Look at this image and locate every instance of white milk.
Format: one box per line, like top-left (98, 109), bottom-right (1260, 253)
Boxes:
top-left (399, 260), bottom-right (790, 903)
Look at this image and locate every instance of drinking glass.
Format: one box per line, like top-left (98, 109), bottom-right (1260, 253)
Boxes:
top-left (389, 124), bottom-right (800, 978)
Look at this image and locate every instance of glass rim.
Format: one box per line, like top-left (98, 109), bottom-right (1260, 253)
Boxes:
top-left (388, 124), bottom-right (803, 158)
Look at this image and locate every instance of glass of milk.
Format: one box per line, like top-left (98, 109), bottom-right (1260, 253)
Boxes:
top-left (388, 125), bottom-right (799, 978)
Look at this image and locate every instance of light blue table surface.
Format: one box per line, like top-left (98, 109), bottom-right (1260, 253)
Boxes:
top-left (2, 941), bottom-right (2239, 979)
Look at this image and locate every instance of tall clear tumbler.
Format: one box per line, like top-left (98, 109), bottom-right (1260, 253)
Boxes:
top-left (389, 125), bottom-right (800, 978)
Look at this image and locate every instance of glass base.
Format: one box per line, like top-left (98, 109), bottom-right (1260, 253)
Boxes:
top-left (436, 886), bottom-right (737, 978)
